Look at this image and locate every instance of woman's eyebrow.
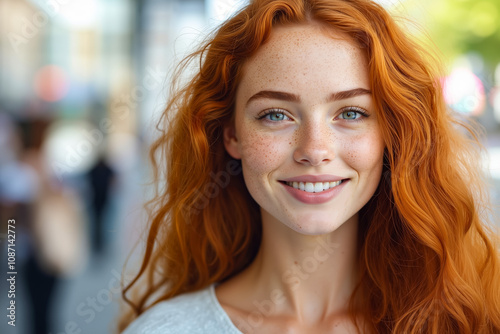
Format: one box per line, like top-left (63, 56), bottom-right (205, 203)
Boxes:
top-left (246, 88), bottom-right (371, 106)
top-left (327, 88), bottom-right (371, 102)
top-left (246, 90), bottom-right (300, 106)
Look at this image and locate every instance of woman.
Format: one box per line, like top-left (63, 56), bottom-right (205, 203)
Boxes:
top-left (120, 0), bottom-right (500, 333)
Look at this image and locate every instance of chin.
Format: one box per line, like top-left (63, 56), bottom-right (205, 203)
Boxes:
top-left (286, 218), bottom-right (347, 236)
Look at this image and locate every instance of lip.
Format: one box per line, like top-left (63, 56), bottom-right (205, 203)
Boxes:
top-left (280, 174), bottom-right (345, 183)
top-left (280, 179), bottom-right (349, 204)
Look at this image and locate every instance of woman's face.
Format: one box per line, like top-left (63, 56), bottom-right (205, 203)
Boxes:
top-left (224, 23), bottom-right (385, 235)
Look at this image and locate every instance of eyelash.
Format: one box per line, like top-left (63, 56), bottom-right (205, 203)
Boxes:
top-left (337, 106), bottom-right (370, 121)
top-left (256, 108), bottom-right (292, 122)
top-left (256, 107), bottom-right (370, 122)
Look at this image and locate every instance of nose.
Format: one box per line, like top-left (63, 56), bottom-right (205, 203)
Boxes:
top-left (293, 122), bottom-right (334, 166)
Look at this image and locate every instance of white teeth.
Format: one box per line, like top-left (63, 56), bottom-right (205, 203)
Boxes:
top-left (285, 180), bottom-right (343, 193)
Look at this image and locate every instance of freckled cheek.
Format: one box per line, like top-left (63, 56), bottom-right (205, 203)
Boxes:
top-left (239, 130), bottom-right (290, 173)
top-left (341, 131), bottom-right (385, 173)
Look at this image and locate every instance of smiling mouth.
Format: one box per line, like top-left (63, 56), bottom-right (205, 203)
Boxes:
top-left (281, 180), bottom-right (346, 193)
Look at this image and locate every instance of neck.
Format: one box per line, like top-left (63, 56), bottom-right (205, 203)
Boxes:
top-left (232, 209), bottom-right (360, 324)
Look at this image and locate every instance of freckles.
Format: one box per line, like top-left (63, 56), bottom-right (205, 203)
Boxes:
top-left (241, 132), bottom-right (283, 172)
top-left (342, 141), bottom-right (358, 164)
top-left (342, 132), bottom-right (383, 168)
top-left (338, 134), bottom-right (362, 166)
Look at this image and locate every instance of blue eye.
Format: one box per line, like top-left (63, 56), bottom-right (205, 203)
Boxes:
top-left (338, 108), bottom-right (368, 120)
top-left (258, 109), bottom-right (291, 122)
top-left (268, 112), bottom-right (286, 121)
top-left (340, 111), bottom-right (359, 119)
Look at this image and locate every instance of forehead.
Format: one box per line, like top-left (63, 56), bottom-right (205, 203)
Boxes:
top-left (237, 23), bottom-right (370, 103)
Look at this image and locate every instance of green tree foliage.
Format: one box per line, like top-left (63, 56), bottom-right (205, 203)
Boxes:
top-left (398, 0), bottom-right (500, 67)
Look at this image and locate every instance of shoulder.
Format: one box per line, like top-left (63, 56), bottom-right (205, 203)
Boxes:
top-left (122, 285), bottom-right (241, 334)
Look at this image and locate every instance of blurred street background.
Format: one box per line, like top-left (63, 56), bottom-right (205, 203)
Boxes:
top-left (0, 0), bottom-right (499, 333)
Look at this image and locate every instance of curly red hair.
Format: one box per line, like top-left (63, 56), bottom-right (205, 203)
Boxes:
top-left (120, 0), bottom-right (500, 332)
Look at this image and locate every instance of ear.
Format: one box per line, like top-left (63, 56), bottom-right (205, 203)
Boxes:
top-left (223, 124), bottom-right (241, 159)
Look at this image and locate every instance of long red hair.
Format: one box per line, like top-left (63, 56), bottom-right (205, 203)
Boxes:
top-left (120, 0), bottom-right (500, 332)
